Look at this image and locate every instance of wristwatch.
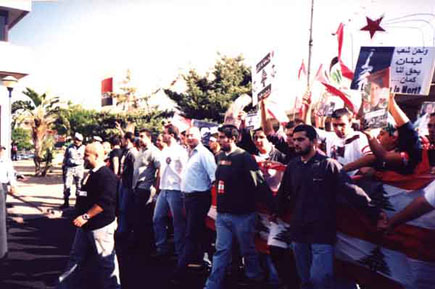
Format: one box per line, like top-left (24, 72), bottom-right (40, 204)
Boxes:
top-left (82, 213), bottom-right (90, 220)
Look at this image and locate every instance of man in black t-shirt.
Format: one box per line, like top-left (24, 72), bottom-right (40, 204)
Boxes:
top-left (205, 125), bottom-right (273, 289)
top-left (57, 142), bottom-right (120, 289)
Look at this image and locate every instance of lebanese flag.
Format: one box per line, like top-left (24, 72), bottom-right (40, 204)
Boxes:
top-left (206, 158), bottom-right (435, 289)
top-left (298, 59), bottom-right (306, 80)
top-left (322, 82), bottom-right (356, 113)
top-left (314, 64), bottom-right (329, 84)
top-left (336, 23), bottom-right (355, 80)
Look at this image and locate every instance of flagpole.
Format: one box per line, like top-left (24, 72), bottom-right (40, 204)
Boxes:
top-left (306, 0), bottom-right (315, 91)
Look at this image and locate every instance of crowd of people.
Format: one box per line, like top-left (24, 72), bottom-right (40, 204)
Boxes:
top-left (55, 92), bottom-right (434, 289)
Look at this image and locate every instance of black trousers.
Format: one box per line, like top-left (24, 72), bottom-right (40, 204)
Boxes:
top-left (132, 188), bottom-right (154, 254)
top-left (178, 191), bottom-right (211, 268)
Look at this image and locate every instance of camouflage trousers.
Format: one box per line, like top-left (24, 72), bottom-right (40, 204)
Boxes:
top-left (64, 166), bottom-right (84, 200)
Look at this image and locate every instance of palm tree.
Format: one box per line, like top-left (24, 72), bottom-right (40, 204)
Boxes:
top-left (13, 88), bottom-right (60, 176)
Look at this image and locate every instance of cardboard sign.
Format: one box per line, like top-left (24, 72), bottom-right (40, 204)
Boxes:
top-left (351, 47), bottom-right (435, 95)
top-left (252, 51), bottom-right (276, 106)
top-left (245, 112), bottom-right (261, 130)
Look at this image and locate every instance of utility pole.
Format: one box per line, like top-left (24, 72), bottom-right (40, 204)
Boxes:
top-left (307, 0), bottom-right (315, 91)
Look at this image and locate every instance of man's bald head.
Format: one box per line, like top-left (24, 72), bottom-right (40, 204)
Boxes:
top-left (84, 142), bottom-right (105, 169)
top-left (185, 127), bottom-right (201, 149)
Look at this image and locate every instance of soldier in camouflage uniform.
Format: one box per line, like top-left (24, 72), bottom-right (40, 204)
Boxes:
top-left (61, 133), bottom-right (85, 209)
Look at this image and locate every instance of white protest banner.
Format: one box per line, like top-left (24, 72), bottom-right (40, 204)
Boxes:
top-left (391, 47), bottom-right (435, 95)
top-left (351, 47), bottom-right (435, 95)
top-left (252, 51), bottom-right (276, 106)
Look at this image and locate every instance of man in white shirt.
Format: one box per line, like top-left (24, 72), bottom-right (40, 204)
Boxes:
top-left (316, 108), bottom-right (372, 175)
top-left (0, 146), bottom-right (17, 259)
top-left (153, 124), bottom-right (188, 259)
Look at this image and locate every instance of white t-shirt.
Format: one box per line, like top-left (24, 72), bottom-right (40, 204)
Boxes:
top-left (159, 143), bottom-right (188, 191)
top-left (317, 129), bottom-right (372, 176)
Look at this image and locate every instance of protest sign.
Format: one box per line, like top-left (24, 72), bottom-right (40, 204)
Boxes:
top-left (244, 111), bottom-right (261, 130)
top-left (415, 101), bottom-right (435, 135)
top-left (351, 47), bottom-right (435, 95)
top-left (361, 67), bottom-right (390, 130)
top-left (252, 51), bottom-right (276, 106)
top-left (391, 47), bottom-right (435, 95)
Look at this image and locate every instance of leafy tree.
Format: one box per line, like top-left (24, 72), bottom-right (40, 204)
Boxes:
top-left (164, 54), bottom-right (252, 122)
top-left (13, 88), bottom-right (60, 176)
top-left (12, 127), bottom-right (33, 151)
top-left (54, 104), bottom-right (173, 141)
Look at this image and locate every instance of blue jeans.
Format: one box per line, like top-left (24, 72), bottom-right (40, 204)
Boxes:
top-left (205, 213), bottom-right (263, 289)
top-left (57, 220), bottom-right (120, 289)
top-left (292, 242), bottom-right (334, 289)
top-left (153, 189), bottom-right (185, 256)
top-left (117, 183), bottom-right (134, 234)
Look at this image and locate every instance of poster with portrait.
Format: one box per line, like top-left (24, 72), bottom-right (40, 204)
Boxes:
top-left (361, 67), bottom-right (390, 130)
top-left (414, 101), bottom-right (435, 135)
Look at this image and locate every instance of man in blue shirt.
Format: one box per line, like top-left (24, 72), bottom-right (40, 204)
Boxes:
top-left (173, 126), bottom-right (216, 283)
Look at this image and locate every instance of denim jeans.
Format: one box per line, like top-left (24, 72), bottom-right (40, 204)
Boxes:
top-left (57, 220), bottom-right (120, 289)
top-left (292, 242), bottom-right (334, 289)
top-left (153, 189), bottom-right (185, 256)
top-left (117, 183), bottom-right (134, 234)
top-left (205, 212), bottom-right (263, 289)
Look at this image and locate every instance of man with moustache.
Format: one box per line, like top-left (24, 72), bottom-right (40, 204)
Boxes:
top-left (57, 142), bottom-right (120, 289)
top-left (275, 125), bottom-right (378, 289)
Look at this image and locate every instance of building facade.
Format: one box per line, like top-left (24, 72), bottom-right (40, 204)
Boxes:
top-left (0, 0), bottom-right (31, 157)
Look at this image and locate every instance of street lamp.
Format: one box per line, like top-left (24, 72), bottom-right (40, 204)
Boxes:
top-left (2, 75), bottom-right (18, 159)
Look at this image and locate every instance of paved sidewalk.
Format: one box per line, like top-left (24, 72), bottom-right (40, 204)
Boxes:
top-left (1, 160), bottom-right (76, 289)
top-left (7, 160), bottom-right (74, 222)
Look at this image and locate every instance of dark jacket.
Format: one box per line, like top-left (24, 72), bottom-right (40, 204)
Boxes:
top-left (276, 152), bottom-right (378, 244)
top-left (216, 147), bottom-right (273, 214)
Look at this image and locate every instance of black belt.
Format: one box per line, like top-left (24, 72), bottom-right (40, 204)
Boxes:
top-left (183, 190), bottom-right (210, 197)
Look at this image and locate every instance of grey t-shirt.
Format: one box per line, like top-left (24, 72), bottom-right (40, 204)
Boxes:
top-left (133, 144), bottom-right (161, 191)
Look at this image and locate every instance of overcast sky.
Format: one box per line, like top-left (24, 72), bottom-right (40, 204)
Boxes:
top-left (9, 0), bottom-right (435, 109)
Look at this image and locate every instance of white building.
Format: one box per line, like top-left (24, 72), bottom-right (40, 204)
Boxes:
top-left (0, 0), bottom-right (32, 157)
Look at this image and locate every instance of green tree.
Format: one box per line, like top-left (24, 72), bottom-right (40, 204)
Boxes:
top-left (12, 127), bottom-right (33, 151)
top-left (54, 104), bottom-right (173, 141)
top-left (13, 88), bottom-right (60, 176)
top-left (164, 54), bottom-right (252, 122)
